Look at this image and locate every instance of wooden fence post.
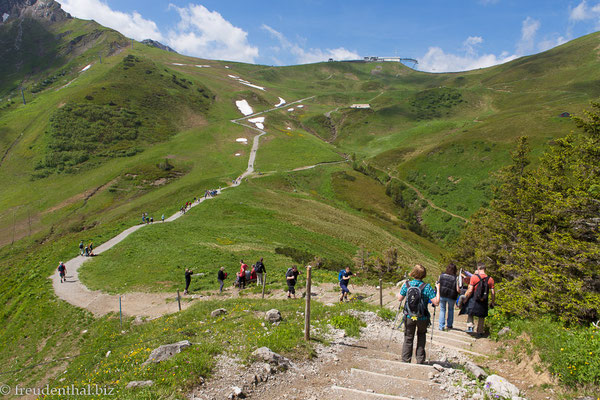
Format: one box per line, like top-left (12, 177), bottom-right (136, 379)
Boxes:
top-left (304, 266), bottom-right (312, 341)
top-left (379, 278), bottom-right (383, 308)
top-left (119, 296), bottom-right (122, 329)
top-left (177, 290), bottom-right (181, 311)
top-left (262, 273), bottom-right (266, 299)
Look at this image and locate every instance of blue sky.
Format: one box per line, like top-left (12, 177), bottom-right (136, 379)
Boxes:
top-left (57, 0), bottom-right (600, 71)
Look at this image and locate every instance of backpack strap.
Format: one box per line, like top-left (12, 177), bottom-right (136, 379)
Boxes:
top-left (418, 282), bottom-right (427, 290)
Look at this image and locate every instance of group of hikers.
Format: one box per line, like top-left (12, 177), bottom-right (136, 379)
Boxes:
top-left (398, 262), bottom-right (495, 364)
top-left (141, 212), bottom-right (161, 224)
top-left (78, 240), bottom-right (95, 257)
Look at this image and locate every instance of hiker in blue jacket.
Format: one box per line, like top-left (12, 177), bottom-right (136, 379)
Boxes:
top-left (339, 266), bottom-right (356, 302)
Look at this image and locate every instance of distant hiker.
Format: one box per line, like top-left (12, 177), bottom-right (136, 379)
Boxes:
top-left (217, 267), bottom-right (227, 293)
top-left (150, 216), bottom-right (154, 223)
top-left (88, 242), bottom-right (94, 256)
top-left (57, 262), bottom-right (67, 283)
top-left (255, 258), bottom-right (266, 286)
top-left (338, 266), bottom-right (357, 302)
top-left (250, 265), bottom-right (257, 282)
top-left (142, 213), bottom-right (146, 223)
top-left (464, 263), bottom-right (495, 337)
top-left (239, 260), bottom-right (248, 289)
top-left (161, 214), bottom-right (165, 223)
top-left (456, 269), bottom-right (473, 309)
top-left (79, 240), bottom-right (84, 256)
top-left (437, 263), bottom-right (460, 331)
top-left (397, 264), bottom-right (439, 364)
top-left (286, 265), bottom-right (300, 298)
top-left (184, 268), bottom-right (193, 295)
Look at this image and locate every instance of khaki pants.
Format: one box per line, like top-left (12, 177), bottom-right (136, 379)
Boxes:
top-left (467, 315), bottom-right (485, 333)
top-left (402, 318), bottom-right (429, 364)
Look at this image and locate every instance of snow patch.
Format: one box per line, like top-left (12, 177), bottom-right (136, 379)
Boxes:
top-left (2, 13), bottom-right (9, 22)
top-left (287, 108), bottom-right (294, 112)
top-left (297, 105), bottom-right (304, 108)
top-left (172, 63), bottom-right (185, 66)
top-left (248, 116), bottom-right (265, 130)
top-left (228, 74), bottom-right (265, 91)
top-left (275, 97), bottom-right (286, 107)
top-left (236, 138), bottom-right (248, 143)
top-left (80, 64), bottom-right (92, 72)
top-left (225, 66), bottom-right (230, 69)
top-left (195, 65), bottom-right (210, 68)
top-left (235, 100), bottom-right (253, 116)
top-left (235, 153), bottom-right (241, 156)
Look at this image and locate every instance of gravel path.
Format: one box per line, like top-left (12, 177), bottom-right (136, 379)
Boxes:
top-left (50, 108), bottom-right (269, 317)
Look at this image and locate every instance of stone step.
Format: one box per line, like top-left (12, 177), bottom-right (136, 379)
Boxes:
top-left (352, 357), bottom-right (435, 381)
top-left (328, 385), bottom-right (413, 400)
top-left (346, 368), bottom-right (446, 399)
top-left (430, 340), bottom-right (488, 358)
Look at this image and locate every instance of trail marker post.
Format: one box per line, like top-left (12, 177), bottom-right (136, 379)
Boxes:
top-left (119, 296), bottom-right (122, 329)
top-left (379, 278), bottom-right (383, 308)
top-left (177, 290), bottom-right (181, 311)
top-left (261, 273), bottom-right (266, 299)
top-left (304, 266), bottom-right (312, 341)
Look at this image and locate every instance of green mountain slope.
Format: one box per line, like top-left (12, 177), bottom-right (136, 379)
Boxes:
top-left (1, 1), bottom-right (599, 393)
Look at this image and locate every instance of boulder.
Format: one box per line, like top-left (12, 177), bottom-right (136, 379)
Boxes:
top-left (497, 326), bottom-right (511, 336)
top-left (265, 309), bottom-right (282, 323)
top-left (142, 340), bottom-right (191, 365)
top-left (485, 374), bottom-right (520, 398)
top-left (125, 380), bottom-right (154, 389)
top-left (211, 308), bottom-right (227, 317)
top-left (228, 386), bottom-right (246, 399)
top-left (465, 361), bottom-right (488, 380)
top-left (251, 347), bottom-right (291, 370)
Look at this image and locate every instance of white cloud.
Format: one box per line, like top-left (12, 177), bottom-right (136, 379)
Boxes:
top-left (538, 36), bottom-right (567, 52)
top-left (58, 0), bottom-right (163, 41)
top-left (569, 1), bottom-right (600, 29)
top-left (464, 36), bottom-right (484, 56)
top-left (419, 46), bottom-right (517, 72)
top-left (516, 17), bottom-right (540, 55)
top-left (262, 24), bottom-right (359, 64)
top-left (166, 4), bottom-right (258, 63)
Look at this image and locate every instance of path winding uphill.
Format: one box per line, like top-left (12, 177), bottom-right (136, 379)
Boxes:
top-left (50, 104), bottom-right (270, 317)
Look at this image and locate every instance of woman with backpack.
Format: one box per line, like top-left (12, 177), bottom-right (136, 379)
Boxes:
top-left (437, 263), bottom-right (460, 331)
top-left (397, 264), bottom-right (439, 364)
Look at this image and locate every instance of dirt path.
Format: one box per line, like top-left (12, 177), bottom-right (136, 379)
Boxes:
top-left (51, 108), bottom-right (271, 317)
top-left (398, 179), bottom-right (469, 223)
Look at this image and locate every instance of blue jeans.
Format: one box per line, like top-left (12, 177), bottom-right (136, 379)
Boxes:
top-left (439, 297), bottom-right (455, 330)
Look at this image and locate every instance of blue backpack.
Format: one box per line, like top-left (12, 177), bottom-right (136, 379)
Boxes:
top-left (338, 269), bottom-right (345, 281)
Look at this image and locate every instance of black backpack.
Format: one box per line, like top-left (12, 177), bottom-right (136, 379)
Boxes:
top-left (473, 274), bottom-right (490, 303)
top-left (404, 282), bottom-right (427, 319)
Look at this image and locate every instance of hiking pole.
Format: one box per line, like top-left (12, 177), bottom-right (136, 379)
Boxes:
top-left (430, 305), bottom-right (436, 343)
top-left (386, 301), bottom-right (404, 350)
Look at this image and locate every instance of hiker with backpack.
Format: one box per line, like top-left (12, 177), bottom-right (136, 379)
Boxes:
top-left (463, 263), bottom-right (495, 337)
top-left (57, 261), bottom-right (67, 283)
top-left (286, 265), bottom-right (300, 298)
top-left (79, 240), bottom-right (84, 256)
top-left (217, 267), bottom-right (227, 293)
top-left (397, 264), bottom-right (440, 364)
top-left (338, 266), bottom-right (357, 302)
top-left (437, 263), bottom-right (460, 331)
top-left (239, 260), bottom-right (248, 289)
top-left (255, 258), bottom-right (266, 286)
top-left (184, 268), bottom-right (193, 295)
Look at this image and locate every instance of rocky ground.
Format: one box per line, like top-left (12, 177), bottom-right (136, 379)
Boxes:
top-left (186, 309), bottom-right (552, 400)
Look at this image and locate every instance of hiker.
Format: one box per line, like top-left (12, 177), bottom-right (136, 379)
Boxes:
top-left (84, 245), bottom-right (90, 257)
top-left (161, 214), bottom-right (165, 223)
top-left (397, 264), bottom-right (440, 364)
top-left (79, 240), bottom-right (84, 256)
top-left (150, 216), bottom-right (153, 223)
top-left (255, 258), bottom-right (266, 286)
top-left (437, 263), bottom-right (460, 331)
top-left (463, 263), bottom-right (495, 337)
top-left (286, 265), bottom-right (300, 298)
top-left (57, 261), bottom-right (67, 283)
top-left (184, 268), bottom-right (193, 295)
top-left (217, 267), bottom-right (227, 293)
top-left (142, 213), bottom-right (146, 223)
top-left (88, 242), bottom-right (94, 256)
top-left (250, 265), bottom-right (257, 283)
top-left (338, 266), bottom-right (357, 302)
top-left (239, 260), bottom-right (248, 289)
